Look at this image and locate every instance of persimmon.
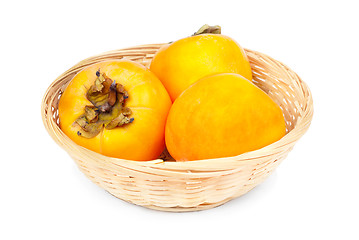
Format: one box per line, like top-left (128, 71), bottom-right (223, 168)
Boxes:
top-left (150, 25), bottom-right (252, 101)
top-left (165, 73), bottom-right (286, 161)
top-left (58, 60), bottom-right (171, 160)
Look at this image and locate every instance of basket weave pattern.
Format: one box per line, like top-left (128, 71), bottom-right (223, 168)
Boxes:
top-left (41, 44), bottom-right (313, 212)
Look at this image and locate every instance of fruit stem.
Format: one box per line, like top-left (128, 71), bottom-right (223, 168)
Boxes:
top-left (194, 24), bottom-right (221, 35)
top-left (72, 70), bottom-right (134, 138)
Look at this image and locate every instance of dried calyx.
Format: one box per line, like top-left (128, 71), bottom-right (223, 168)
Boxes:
top-left (72, 69), bottom-right (134, 138)
top-left (193, 24), bottom-right (221, 35)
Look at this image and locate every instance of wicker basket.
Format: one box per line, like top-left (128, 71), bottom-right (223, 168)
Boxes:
top-left (41, 43), bottom-right (313, 212)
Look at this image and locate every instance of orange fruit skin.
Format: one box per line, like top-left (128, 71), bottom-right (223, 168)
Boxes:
top-left (165, 73), bottom-right (286, 161)
top-left (58, 60), bottom-right (172, 161)
top-left (150, 34), bottom-right (252, 102)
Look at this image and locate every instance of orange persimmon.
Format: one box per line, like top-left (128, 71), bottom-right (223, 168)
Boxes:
top-left (58, 60), bottom-right (171, 160)
top-left (150, 25), bottom-right (252, 101)
top-left (165, 73), bottom-right (286, 161)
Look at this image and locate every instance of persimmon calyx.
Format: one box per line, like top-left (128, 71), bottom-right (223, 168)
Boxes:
top-left (72, 69), bottom-right (134, 138)
top-left (194, 24), bottom-right (221, 35)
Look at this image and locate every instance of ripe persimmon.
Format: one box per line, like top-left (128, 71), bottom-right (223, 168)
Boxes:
top-left (165, 73), bottom-right (286, 161)
top-left (58, 60), bottom-right (171, 160)
top-left (150, 25), bottom-right (252, 101)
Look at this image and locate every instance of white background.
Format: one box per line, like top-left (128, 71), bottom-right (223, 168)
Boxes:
top-left (1, 0), bottom-right (358, 239)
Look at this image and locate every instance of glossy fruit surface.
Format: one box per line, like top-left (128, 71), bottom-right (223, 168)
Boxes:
top-left (150, 33), bottom-right (252, 101)
top-left (165, 73), bottom-right (286, 161)
top-left (58, 60), bottom-right (171, 160)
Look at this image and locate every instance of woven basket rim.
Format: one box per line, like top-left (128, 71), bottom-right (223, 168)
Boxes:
top-left (41, 44), bottom-right (313, 174)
